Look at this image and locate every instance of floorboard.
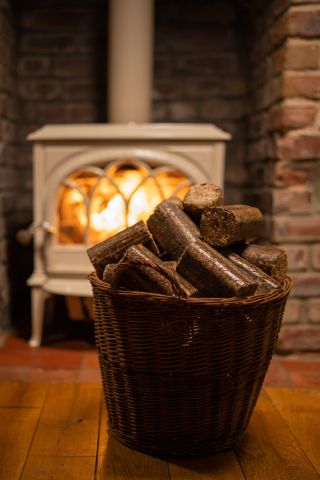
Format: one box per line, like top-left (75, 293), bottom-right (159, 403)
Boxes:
top-left (0, 407), bottom-right (41, 480)
top-left (234, 390), bottom-right (319, 480)
top-left (267, 387), bottom-right (320, 475)
top-left (29, 383), bottom-right (101, 457)
top-left (168, 450), bottom-right (245, 480)
top-left (20, 455), bottom-right (96, 480)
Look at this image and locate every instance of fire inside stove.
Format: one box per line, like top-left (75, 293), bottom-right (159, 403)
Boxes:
top-left (57, 159), bottom-right (191, 245)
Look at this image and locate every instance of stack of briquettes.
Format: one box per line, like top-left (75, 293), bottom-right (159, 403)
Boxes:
top-left (87, 184), bottom-right (288, 299)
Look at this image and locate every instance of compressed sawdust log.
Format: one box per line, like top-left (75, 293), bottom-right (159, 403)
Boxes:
top-left (102, 263), bottom-right (117, 283)
top-left (164, 260), bottom-right (177, 270)
top-left (222, 250), bottom-right (280, 293)
top-left (177, 241), bottom-right (257, 297)
top-left (87, 220), bottom-right (159, 278)
top-left (239, 243), bottom-right (288, 282)
top-left (165, 196), bottom-right (184, 209)
top-left (200, 204), bottom-right (263, 247)
top-left (147, 201), bottom-right (201, 259)
top-left (112, 244), bottom-right (199, 297)
top-left (183, 183), bottom-right (223, 223)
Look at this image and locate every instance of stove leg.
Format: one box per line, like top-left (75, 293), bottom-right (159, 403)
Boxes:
top-left (29, 287), bottom-right (46, 347)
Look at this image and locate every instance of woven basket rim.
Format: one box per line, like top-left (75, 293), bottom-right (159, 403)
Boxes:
top-left (89, 272), bottom-right (292, 308)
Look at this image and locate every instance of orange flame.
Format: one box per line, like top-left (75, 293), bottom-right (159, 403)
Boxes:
top-left (58, 166), bottom-right (189, 245)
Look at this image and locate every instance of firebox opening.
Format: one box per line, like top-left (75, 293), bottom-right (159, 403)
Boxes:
top-left (57, 158), bottom-right (191, 246)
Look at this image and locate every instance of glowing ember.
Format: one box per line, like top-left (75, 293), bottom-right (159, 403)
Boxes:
top-left (57, 162), bottom-right (190, 245)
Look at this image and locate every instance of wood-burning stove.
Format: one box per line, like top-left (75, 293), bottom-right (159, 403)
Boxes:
top-left (26, 123), bottom-right (229, 346)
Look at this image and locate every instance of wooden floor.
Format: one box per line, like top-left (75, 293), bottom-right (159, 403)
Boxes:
top-left (0, 383), bottom-right (319, 480)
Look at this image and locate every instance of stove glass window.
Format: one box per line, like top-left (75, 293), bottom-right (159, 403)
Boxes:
top-left (57, 159), bottom-right (190, 245)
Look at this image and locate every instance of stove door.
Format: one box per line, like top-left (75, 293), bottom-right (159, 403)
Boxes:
top-left (43, 147), bottom-right (211, 277)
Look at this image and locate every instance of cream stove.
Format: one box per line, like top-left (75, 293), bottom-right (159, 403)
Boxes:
top-left (26, 123), bottom-right (230, 346)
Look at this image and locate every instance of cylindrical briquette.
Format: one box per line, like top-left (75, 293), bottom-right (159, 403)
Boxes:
top-left (200, 204), bottom-right (263, 247)
top-left (177, 241), bottom-right (257, 297)
top-left (87, 220), bottom-right (159, 278)
top-left (183, 183), bottom-right (223, 223)
top-left (112, 244), bottom-right (199, 297)
top-left (222, 250), bottom-right (280, 293)
top-left (147, 201), bottom-right (201, 259)
top-left (102, 263), bottom-right (117, 283)
top-left (240, 243), bottom-right (288, 282)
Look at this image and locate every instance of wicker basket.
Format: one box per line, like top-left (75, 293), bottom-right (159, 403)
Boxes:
top-left (89, 269), bottom-right (292, 456)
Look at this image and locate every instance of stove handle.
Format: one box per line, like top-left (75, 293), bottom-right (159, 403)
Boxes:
top-left (16, 221), bottom-right (55, 245)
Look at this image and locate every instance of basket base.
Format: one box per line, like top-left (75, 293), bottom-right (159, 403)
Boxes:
top-left (108, 427), bottom-right (246, 458)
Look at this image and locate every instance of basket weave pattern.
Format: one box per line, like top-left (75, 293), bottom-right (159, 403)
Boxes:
top-left (90, 272), bottom-right (292, 456)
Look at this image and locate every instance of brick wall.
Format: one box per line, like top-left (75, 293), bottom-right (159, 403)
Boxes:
top-left (246, 0), bottom-right (320, 353)
top-left (16, 0), bottom-right (106, 220)
top-left (0, 0), bottom-right (18, 333)
top-left (153, 0), bottom-right (249, 204)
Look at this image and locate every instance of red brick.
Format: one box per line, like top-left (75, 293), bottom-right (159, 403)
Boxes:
top-left (0, 218), bottom-right (7, 240)
top-left (184, 77), bottom-right (218, 99)
top-left (268, 102), bottom-right (317, 132)
top-left (271, 12), bottom-right (289, 47)
top-left (0, 240), bottom-right (7, 263)
top-left (274, 161), bottom-right (310, 187)
top-left (21, 9), bottom-right (96, 30)
top-left (21, 33), bottom-right (76, 54)
top-left (19, 103), bottom-right (37, 123)
top-left (18, 79), bottom-right (61, 101)
top-left (307, 299), bottom-right (320, 323)
top-left (18, 56), bottom-right (51, 77)
top-left (170, 101), bottom-right (198, 121)
top-left (282, 298), bottom-right (302, 324)
top-left (158, 26), bottom-right (235, 53)
top-left (54, 57), bottom-right (94, 78)
top-left (64, 79), bottom-right (97, 101)
top-left (184, 2), bottom-right (235, 24)
top-left (252, 61), bottom-right (270, 89)
top-left (283, 72), bottom-right (320, 99)
top-left (223, 78), bottom-right (248, 97)
top-left (152, 102), bottom-right (170, 122)
top-left (37, 103), bottom-right (66, 123)
top-left (251, 32), bottom-right (270, 66)
top-left (249, 112), bottom-right (267, 139)
top-left (272, 186), bottom-right (312, 214)
top-left (0, 168), bottom-right (17, 189)
top-left (314, 164), bottom-right (320, 211)
top-left (200, 98), bottom-right (246, 121)
top-left (285, 244), bottom-right (310, 270)
top-left (0, 94), bottom-right (18, 121)
top-left (311, 245), bottom-right (320, 269)
top-left (271, 0), bottom-right (291, 20)
top-left (282, 104), bottom-right (316, 130)
top-left (65, 103), bottom-right (96, 122)
top-left (271, 46), bottom-right (286, 75)
top-left (291, 272), bottom-right (320, 297)
top-left (276, 325), bottom-right (320, 352)
top-left (176, 53), bottom-right (238, 76)
top-left (288, 7), bottom-right (320, 37)
top-left (154, 78), bottom-right (183, 100)
top-left (0, 119), bottom-right (15, 143)
top-left (285, 40), bottom-right (320, 70)
top-left (263, 77), bottom-right (282, 109)
top-left (273, 216), bottom-right (320, 242)
top-left (278, 134), bottom-right (320, 161)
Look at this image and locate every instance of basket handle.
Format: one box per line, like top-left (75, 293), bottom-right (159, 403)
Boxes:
top-left (111, 254), bottom-right (188, 298)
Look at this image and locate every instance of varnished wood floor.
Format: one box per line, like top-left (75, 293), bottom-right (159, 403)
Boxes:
top-left (0, 383), bottom-right (319, 479)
